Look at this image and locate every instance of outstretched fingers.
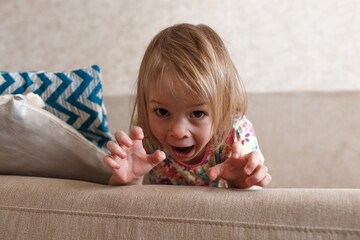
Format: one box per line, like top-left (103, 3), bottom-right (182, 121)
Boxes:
top-left (256, 173), bottom-right (272, 187)
top-left (115, 130), bottom-right (133, 148)
top-left (108, 127), bottom-right (145, 160)
top-left (107, 140), bottom-right (127, 158)
top-left (148, 150), bottom-right (166, 167)
top-left (245, 164), bottom-right (271, 187)
top-left (207, 142), bottom-right (244, 181)
top-left (207, 163), bottom-right (226, 181)
top-left (243, 151), bottom-right (262, 175)
top-left (231, 141), bottom-right (244, 160)
top-left (130, 126), bottom-right (145, 141)
top-left (103, 154), bottom-right (121, 169)
top-left (104, 128), bottom-right (141, 171)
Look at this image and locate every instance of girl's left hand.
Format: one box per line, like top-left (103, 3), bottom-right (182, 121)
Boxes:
top-left (207, 141), bottom-right (271, 188)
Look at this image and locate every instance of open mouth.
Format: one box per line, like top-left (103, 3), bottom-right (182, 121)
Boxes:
top-left (171, 145), bottom-right (194, 157)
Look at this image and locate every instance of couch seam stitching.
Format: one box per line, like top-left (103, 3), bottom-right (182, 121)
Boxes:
top-left (1, 205), bottom-right (359, 236)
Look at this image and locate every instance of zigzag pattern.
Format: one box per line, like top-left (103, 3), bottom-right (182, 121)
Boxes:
top-left (0, 65), bottom-right (113, 151)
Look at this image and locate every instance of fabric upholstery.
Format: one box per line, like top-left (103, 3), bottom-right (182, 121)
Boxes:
top-left (246, 91), bottom-right (360, 188)
top-left (0, 176), bottom-right (359, 239)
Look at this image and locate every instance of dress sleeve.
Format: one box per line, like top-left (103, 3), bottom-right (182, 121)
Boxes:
top-left (219, 115), bottom-right (264, 163)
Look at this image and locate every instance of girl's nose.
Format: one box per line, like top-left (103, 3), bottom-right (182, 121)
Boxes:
top-left (169, 118), bottom-right (190, 139)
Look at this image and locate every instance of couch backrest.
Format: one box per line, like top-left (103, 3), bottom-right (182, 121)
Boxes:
top-left (246, 91), bottom-right (360, 188)
top-left (105, 91), bottom-right (360, 188)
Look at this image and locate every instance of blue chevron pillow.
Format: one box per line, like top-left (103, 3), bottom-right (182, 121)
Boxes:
top-left (0, 65), bottom-right (113, 151)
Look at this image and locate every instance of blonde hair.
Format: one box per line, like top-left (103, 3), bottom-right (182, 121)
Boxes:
top-left (131, 23), bottom-right (247, 151)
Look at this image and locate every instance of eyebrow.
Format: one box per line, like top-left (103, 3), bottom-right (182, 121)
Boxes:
top-left (148, 100), bottom-right (208, 108)
top-left (193, 103), bottom-right (209, 107)
top-left (148, 100), bottom-right (163, 105)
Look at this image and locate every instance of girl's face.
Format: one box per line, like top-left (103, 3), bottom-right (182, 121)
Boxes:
top-left (147, 72), bottom-right (213, 165)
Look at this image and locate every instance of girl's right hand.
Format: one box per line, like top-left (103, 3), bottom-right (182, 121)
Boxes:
top-left (103, 126), bottom-right (166, 185)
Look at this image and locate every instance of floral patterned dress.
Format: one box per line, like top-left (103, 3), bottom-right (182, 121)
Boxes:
top-left (145, 115), bottom-right (263, 188)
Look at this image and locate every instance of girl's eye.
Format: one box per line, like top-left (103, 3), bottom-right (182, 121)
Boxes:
top-left (155, 108), bottom-right (170, 117)
top-left (190, 111), bottom-right (205, 119)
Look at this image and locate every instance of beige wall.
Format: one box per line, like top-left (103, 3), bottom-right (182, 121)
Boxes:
top-left (1, 0), bottom-right (360, 96)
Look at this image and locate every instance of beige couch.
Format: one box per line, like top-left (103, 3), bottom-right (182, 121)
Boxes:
top-left (1, 92), bottom-right (360, 239)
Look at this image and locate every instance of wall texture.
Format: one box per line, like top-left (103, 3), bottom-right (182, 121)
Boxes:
top-left (1, 0), bottom-right (360, 96)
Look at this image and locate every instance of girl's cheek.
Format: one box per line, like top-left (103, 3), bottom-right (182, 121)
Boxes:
top-left (150, 121), bottom-right (166, 140)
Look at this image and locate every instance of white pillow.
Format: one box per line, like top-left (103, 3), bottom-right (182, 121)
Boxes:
top-left (0, 94), bottom-right (111, 184)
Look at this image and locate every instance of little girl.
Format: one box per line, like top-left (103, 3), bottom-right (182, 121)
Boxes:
top-left (103, 23), bottom-right (271, 188)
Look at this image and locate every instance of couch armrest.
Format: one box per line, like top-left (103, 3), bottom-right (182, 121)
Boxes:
top-left (0, 175), bottom-right (359, 239)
